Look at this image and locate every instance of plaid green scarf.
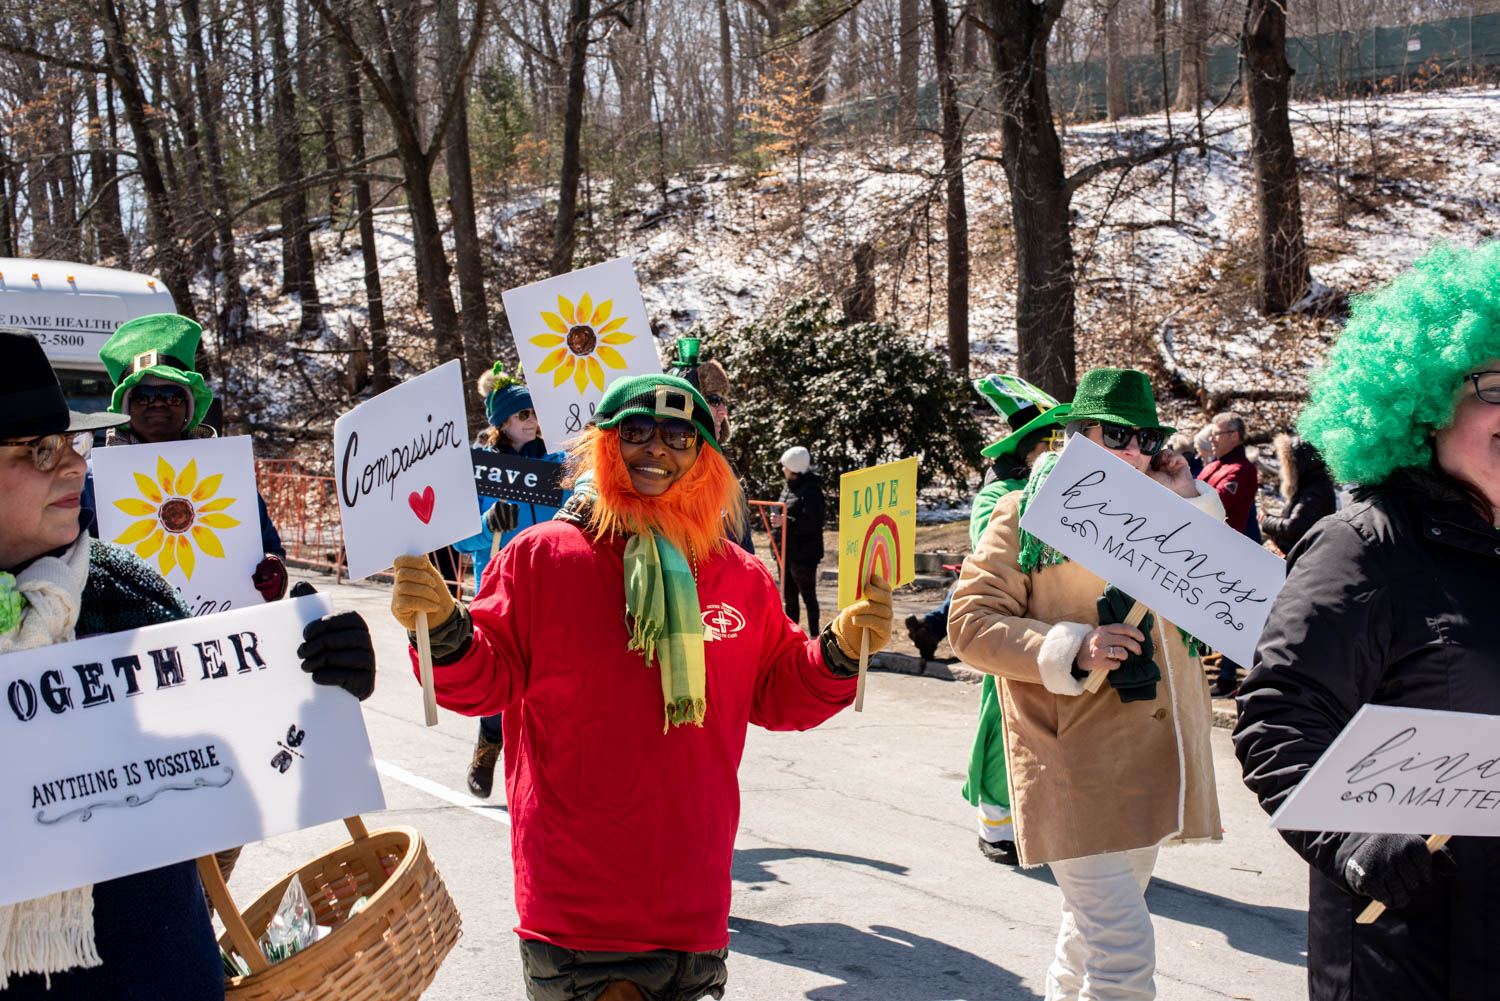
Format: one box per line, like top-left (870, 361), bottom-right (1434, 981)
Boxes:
top-left (1016, 451), bottom-right (1071, 574)
top-left (624, 532), bottom-right (707, 730)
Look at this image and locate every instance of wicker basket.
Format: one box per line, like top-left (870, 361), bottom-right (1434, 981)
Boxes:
top-left (198, 816), bottom-right (462, 1001)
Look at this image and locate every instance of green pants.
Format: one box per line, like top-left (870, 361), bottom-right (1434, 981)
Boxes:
top-left (961, 674), bottom-right (1009, 809)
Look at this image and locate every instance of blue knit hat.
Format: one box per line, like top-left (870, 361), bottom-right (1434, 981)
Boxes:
top-left (482, 362), bottom-right (533, 428)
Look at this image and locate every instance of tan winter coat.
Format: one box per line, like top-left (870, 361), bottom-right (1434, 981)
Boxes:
top-left (948, 485), bottom-right (1224, 867)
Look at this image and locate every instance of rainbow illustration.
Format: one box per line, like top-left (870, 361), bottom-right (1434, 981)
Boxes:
top-left (856, 514), bottom-right (901, 599)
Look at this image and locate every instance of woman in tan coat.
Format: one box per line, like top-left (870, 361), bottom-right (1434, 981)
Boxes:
top-left (948, 368), bottom-right (1224, 1001)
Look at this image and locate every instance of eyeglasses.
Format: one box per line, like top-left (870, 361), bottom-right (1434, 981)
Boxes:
top-left (129, 384), bottom-right (188, 408)
top-left (1468, 370), bottom-right (1500, 403)
top-left (705, 394), bottom-right (729, 410)
top-left (617, 414), bottom-right (699, 451)
top-left (514, 409), bottom-right (535, 422)
top-left (1095, 421), bottom-right (1165, 456)
top-left (2, 431), bottom-right (92, 472)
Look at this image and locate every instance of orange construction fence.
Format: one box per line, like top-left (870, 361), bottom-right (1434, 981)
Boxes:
top-left (748, 500), bottom-right (787, 588)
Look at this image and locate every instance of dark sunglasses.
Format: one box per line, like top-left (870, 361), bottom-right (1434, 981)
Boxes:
top-left (617, 414), bottom-right (698, 451)
top-left (704, 394), bottom-right (729, 410)
top-left (130, 384), bottom-right (188, 408)
top-left (2, 431), bottom-right (92, 472)
top-left (1468, 370), bottom-right (1500, 404)
top-left (1096, 421), bottom-right (1164, 456)
top-left (513, 408), bottom-right (535, 422)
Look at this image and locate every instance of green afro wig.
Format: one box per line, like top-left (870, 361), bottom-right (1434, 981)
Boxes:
top-left (1297, 240), bottom-right (1500, 485)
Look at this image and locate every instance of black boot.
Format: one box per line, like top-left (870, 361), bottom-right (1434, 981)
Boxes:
top-left (978, 835), bottom-right (1018, 865)
top-left (904, 615), bottom-right (939, 660)
top-left (467, 730), bottom-right (503, 798)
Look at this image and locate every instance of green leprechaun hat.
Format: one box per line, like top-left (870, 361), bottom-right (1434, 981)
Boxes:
top-left (1067, 367), bottom-right (1174, 436)
top-left (976, 373), bottom-right (1071, 459)
top-left (99, 314), bottom-right (214, 431)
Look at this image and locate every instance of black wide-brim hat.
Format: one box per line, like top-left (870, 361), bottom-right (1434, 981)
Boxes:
top-left (1, 329), bottom-right (129, 439)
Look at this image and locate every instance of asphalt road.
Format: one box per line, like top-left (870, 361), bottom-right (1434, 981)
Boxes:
top-left (223, 568), bottom-right (1310, 1001)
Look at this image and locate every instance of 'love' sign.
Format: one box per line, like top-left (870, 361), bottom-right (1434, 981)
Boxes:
top-left (333, 361), bottom-right (481, 579)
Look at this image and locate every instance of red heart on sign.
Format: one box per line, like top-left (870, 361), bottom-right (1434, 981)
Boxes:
top-left (408, 486), bottom-right (436, 524)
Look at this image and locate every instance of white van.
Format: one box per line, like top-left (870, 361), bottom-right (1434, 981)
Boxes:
top-left (0, 257), bottom-right (178, 415)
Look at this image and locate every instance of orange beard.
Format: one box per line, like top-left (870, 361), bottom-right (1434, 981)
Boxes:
top-left (567, 426), bottom-right (745, 559)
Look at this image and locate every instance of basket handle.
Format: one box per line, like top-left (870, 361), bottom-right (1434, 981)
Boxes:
top-left (197, 815), bottom-right (370, 978)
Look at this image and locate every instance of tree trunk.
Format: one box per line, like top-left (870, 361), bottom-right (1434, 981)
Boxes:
top-left (99, 0), bottom-right (196, 320)
top-left (343, 48), bottom-right (389, 392)
top-left (0, 140), bottom-right (13, 259)
top-left (1105, 0), bottom-right (1126, 120)
top-left (1242, 0), bottom-right (1310, 314)
top-left (804, 11), bottom-right (838, 109)
top-left (268, 0), bottom-right (322, 333)
top-left (185, 0), bottom-right (246, 342)
top-left (1152, 0), bottom-right (1169, 110)
top-left (931, 0), bottom-right (969, 374)
top-left (438, 0), bottom-right (491, 419)
top-left (551, 0), bottom-right (590, 276)
top-left (85, 73), bottom-right (130, 264)
top-left (717, 0), bottom-right (735, 155)
top-left (982, 0), bottom-right (1075, 398)
top-left (897, 0), bottom-right (920, 134)
top-left (1176, 0), bottom-right (1207, 111)
top-left (844, 4), bottom-right (860, 92)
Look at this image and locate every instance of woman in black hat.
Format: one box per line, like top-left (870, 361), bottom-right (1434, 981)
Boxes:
top-left (0, 331), bottom-right (376, 1000)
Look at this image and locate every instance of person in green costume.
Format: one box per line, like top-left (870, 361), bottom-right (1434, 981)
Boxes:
top-left (955, 375), bottom-right (1070, 865)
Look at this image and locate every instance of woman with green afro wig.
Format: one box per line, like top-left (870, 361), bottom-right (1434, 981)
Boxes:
top-left (1235, 240), bottom-right (1500, 1001)
top-left (1298, 239), bottom-right (1500, 485)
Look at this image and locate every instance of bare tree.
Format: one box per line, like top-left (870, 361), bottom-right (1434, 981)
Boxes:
top-left (1176, 0), bottom-right (1208, 110)
top-left (931, 0), bottom-right (969, 373)
top-left (268, 0), bottom-right (322, 333)
top-left (341, 44), bottom-right (390, 392)
top-left (1242, 0), bottom-right (1310, 313)
top-left (1104, 0), bottom-right (1125, 120)
top-left (897, 0), bottom-right (920, 133)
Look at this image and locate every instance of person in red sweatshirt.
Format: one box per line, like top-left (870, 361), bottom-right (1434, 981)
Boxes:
top-left (1196, 411), bottom-right (1259, 695)
top-left (390, 373), bottom-right (894, 1001)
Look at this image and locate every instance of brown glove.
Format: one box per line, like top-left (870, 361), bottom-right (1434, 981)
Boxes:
top-left (830, 573), bottom-right (894, 659)
top-left (390, 554), bottom-right (456, 631)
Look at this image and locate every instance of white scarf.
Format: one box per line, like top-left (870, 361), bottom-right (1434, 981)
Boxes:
top-left (0, 534), bottom-right (101, 988)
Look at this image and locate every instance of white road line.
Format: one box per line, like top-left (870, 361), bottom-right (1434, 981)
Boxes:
top-left (375, 758), bottom-right (511, 826)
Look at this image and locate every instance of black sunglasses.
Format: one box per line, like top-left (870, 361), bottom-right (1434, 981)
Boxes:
top-left (618, 414), bottom-right (698, 451)
top-left (2, 431), bottom-right (92, 472)
top-left (704, 394), bottom-right (729, 409)
top-left (1096, 421), bottom-right (1164, 456)
top-left (130, 384), bottom-right (188, 408)
top-left (1468, 370), bottom-right (1500, 404)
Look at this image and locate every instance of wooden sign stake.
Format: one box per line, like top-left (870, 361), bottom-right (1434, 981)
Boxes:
top-left (1355, 833), bottom-right (1451, 924)
top-left (415, 610), bottom-right (438, 727)
top-left (1085, 600), bottom-right (1151, 694)
top-left (854, 627), bottom-right (871, 712)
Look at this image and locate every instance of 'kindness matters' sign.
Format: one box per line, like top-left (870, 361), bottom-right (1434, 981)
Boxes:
top-left (1272, 705), bottom-right (1500, 836)
top-left (0, 595), bottom-right (385, 907)
top-left (1018, 435), bottom-right (1285, 665)
top-left (335, 360), bottom-right (482, 580)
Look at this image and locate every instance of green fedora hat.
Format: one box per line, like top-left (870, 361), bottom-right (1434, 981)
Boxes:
top-left (99, 314), bottom-right (214, 431)
top-left (593, 373), bottom-right (721, 454)
top-left (1069, 367), bottom-right (1175, 436)
top-left (981, 402), bottom-right (1072, 459)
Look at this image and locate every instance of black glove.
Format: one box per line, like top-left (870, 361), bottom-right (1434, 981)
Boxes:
top-left (298, 611), bottom-right (376, 701)
top-left (1095, 585), bottom-right (1159, 703)
top-left (1336, 833), bottom-right (1455, 909)
top-left (484, 501), bottom-right (520, 536)
top-left (252, 555), bottom-right (288, 601)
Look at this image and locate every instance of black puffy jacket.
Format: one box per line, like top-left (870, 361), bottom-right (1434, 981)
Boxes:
top-left (1233, 469), bottom-right (1500, 1001)
top-left (778, 471), bottom-right (825, 563)
top-left (1261, 437), bottom-right (1338, 553)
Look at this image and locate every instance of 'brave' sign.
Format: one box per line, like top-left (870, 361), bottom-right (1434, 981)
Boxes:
top-left (471, 449), bottom-right (565, 507)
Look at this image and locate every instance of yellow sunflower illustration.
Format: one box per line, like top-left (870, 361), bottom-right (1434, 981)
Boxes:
top-left (530, 292), bottom-right (634, 393)
top-left (112, 456), bottom-right (241, 579)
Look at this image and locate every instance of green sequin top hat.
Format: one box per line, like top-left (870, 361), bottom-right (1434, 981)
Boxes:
top-left (981, 402), bottom-right (1073, 459)
top-left (593, 374), bottom-right (721, 454)
top-left (1067, 367), bottom-right (1174, 436)
top-left (99, 314), bottom-right (213, 431)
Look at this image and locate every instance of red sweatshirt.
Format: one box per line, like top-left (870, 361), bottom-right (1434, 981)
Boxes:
top-left (1198, 444), bottom-right (1258, 534)
top-left (413, 520), bottom-right (856, 953)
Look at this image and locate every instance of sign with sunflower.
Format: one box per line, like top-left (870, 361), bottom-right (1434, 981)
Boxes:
top-left (501, 256), bottom-right (661, 445)
top-left (92, 435), bottom-right (264, 615)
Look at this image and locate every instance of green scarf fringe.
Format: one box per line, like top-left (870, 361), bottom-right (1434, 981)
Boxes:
top-left (1016, 451), bottom-right (1070, 574)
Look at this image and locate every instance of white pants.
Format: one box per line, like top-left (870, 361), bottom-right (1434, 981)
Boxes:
top-left (1045, 845), bottom-right (1160, 1001)
top-left (977, 801), bottom-right (1013, 842)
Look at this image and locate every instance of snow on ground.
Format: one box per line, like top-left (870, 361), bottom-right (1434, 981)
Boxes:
top-left (204, 83), bottom-right (1500, 461)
